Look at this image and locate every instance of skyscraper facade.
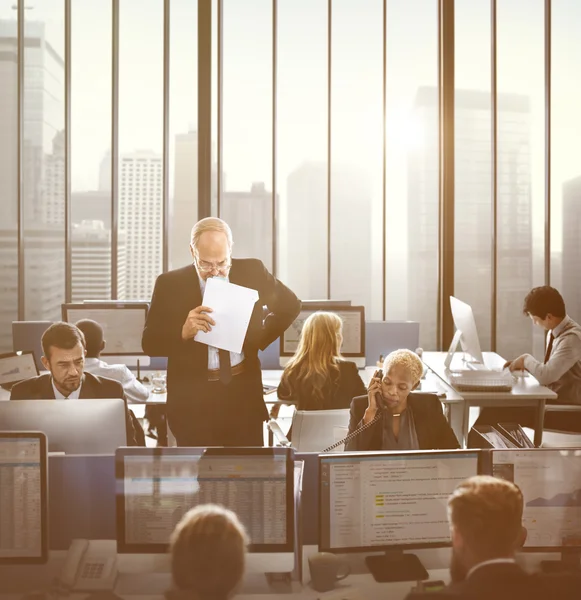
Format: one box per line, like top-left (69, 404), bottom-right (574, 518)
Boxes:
top-left (408, 87), bottom-right (533, 354)
top-left (119, 150), bottom-right (163, 300)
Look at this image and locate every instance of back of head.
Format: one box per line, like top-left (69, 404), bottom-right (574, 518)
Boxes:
top-left (75, 319), bottom-right (104, 358)
top-left (41, 322), bottom-right (86, 360)
top-left (281, 312), bottom-right (343, 407)
top-left (448, 475), bottom-right (524, 562)
top-left (523, 286), bottom-right (566, 319)
top-left (170, 504), bottom-right (248, 600)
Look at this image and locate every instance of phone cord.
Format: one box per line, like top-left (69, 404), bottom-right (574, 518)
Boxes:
top-left (322, 411), bottom-right (382, 453)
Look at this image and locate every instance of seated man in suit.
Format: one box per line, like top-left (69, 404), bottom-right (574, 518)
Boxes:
top-left (406, 475), bottom-right (580, 600)
top-left (10, 321), bottom-right (142, 445)
top-left (346, 349), bottom-right (459, 450)
top-left (478, 286), bottom-right (581, 432)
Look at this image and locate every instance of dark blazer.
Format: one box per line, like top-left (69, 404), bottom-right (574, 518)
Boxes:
top-left (406, 562), bottom-right (581, 600)
top-left (346, 392), bottom-right (460, 450)
top-left (10, 372), bottom-right (141, 446)
top-left (142, 259), bottom-right (301, 422)
top-left (277, 360), bottom-right (367, 411)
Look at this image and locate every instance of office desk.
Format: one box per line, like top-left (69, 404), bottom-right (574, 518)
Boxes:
top-left (422, 352), bottom-right (558, 447)
top-left (0, 544), bottom-right (561, 600)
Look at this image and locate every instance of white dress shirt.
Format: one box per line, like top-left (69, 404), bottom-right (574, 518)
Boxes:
top-left (467, 557), bottom-right (517, 579)
top-left (84, 357), bottom-right (149, 403)
top-left (197, 273), bottom-right (245, 370)
top-left (523, 315), bottom-right (581, 403)
top-left (51, 379), bottom-right (81, 400)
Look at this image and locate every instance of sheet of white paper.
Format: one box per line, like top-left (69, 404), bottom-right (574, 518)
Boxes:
top-left (194, 277), bottom-right (259, 353)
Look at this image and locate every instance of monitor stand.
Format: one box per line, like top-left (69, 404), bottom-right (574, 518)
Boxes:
top-left (541, 551), bottom-right (581, 574)
top-left (444, 331), bottom-right (488, 371)
top-left (365, 550), bottom-right (429, 583)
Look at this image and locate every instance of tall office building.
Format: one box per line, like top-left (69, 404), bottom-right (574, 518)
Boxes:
top-left (172, 129), bottom-right (198, 269)
top-left (221, 182), bottom-right (274, 271)
top-left (408, 88), bottom-right (532, 354)
top-left (285, 161), bottom-right (373, 306)
top-left (71, 220), bottom-right (126, 302)
top-left (0, 19), bottom-right (65, 349)
top-left (562, 175), bottom-right (581, 323)
top-left (119, 150), bottom-right (163, 300)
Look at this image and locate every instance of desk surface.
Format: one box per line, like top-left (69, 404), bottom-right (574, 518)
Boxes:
top-left (423, 351), bottom-right (558, 402)
top-left (0, 544), bottom-right (560, 600)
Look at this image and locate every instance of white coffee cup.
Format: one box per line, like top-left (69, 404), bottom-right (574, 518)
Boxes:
top-left (308, 552), bottom-right (351, 592)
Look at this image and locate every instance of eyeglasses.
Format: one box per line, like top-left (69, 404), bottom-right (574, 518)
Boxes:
top-left (195, 259), bottom-right (232, 273)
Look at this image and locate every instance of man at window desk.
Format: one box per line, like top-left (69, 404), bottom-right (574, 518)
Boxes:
top-left (479, 286), bottom-right (581, 432)
top-left (142, 217), bottom-right (301, 447)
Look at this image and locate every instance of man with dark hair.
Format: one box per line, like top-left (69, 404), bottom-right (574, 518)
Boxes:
top-left (406, 476), bottom-right (580, 600)
top-left (478, 286), bottom-right (581, 432)
top-left (505, 286), bottom-right (581, 405)
top-left (10, 322), bottom-right (142, 445)
top-left (75, 319), bottom-right (149, 404)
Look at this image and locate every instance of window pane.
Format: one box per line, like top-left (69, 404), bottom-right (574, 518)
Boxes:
top-left (169, 0), bottom-right (198, 271)
top-left (23, 1), bottom-right (65, 321)
top-left (0, 1), bottom-right (19, 350)
top-left (552, 0), bottom-right (581, 325)
top-left (386, 0), bottom-right (439, 348)
top-left (277, 0), bottom-right (327, 298)
top-left (118, 0), bottom-right (163, 301)
top-left (330, 0), bottom-right (383, 318)
top-left (454, 0), bottom-right (492, 350)
top-left (497, 0), bottom-right (545, 359)
top-left (221, 0), bottom-right (272, 270)
top-left (71, 0), bottom-right (112, 302)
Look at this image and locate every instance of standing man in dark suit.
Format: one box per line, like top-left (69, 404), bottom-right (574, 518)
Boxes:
top-left (10, 322), bottom-right (141, 445)
top-left (406, 476), bottom-right (580, 600)
top-left (142, 217), bottom-right (301, 447)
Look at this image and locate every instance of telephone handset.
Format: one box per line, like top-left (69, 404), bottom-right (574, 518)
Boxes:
top-left (323, 369), bottom-right (385, 452)
top-left (58, 539), bottom-right (118, 593)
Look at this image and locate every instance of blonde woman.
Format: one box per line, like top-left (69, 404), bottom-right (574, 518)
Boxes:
top-left (346, 349), bottom-right (459, 451)
top-left (167, 504), bottom-right (248, 600)
top-left (277, 311), bottom-right (366, 411)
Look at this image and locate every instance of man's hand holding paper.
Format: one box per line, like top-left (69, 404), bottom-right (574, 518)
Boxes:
top-left (194, 277), bottom-right (259, 353)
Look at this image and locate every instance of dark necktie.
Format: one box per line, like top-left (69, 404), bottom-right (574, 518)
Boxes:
top-left (218, 348), bottom-right (232, 385)
top-left (544, 333), bottom-right (554, 364)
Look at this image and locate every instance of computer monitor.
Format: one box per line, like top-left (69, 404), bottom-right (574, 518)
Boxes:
top-left (0, 399), bottom-right (127, 454)
top-left (116, 447), bottom-right (294, 563)
top-left (491, 448), bottom-right (581, 568)
top-left (12, 321), bottom-right (53, 371)
top-left (0, 432), bottom-right (48, 564)
top-left (62, 302), bottom-right (148, 356)
top-left (280, 304), bottom-right (365, 368)
top-left (0, 351), bottom-right (39, 390)
top-left (446, 296), bottom-right (485, 369)
top-left (319, 450), bottom-right (481, 582)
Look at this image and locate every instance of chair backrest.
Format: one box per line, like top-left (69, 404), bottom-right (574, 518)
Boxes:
top-left (12, 320), bottom-right (53, 371)
top-left (291, 409), bottom-right (350, 452)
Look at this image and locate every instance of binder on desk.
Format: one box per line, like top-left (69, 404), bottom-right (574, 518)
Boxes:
top-left (468, 425), bottom-right (518, 449)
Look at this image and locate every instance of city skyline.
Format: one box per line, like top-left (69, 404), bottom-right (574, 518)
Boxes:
top-left (1, 2), bottom-right (580, 358)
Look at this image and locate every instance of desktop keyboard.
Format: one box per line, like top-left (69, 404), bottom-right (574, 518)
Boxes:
top-left (448, 372), bottom-right (514, 392)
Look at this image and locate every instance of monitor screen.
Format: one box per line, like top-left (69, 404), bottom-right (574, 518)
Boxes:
top-left (319, 450), bottom-right (480, 552)
top-left (491, 449), bottom-right (581, 549)
top-left (62, 303), bottom-right (148, 355)
top-left (281, 305), bottom-right (365, 357)
top-left (449, 296), bottom-right (484, 365)
top-left (0, 351), bottom-right (38, 386)
top-left (0, 432), bottom-right (48, 564)
top-left (116, 447), bottom-right (294, 554)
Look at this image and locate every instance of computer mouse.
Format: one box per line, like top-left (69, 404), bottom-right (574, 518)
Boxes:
top-left (85, 592), bottom-right (124, 600)
top-left (20, 592), bottom-right (46, 600)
